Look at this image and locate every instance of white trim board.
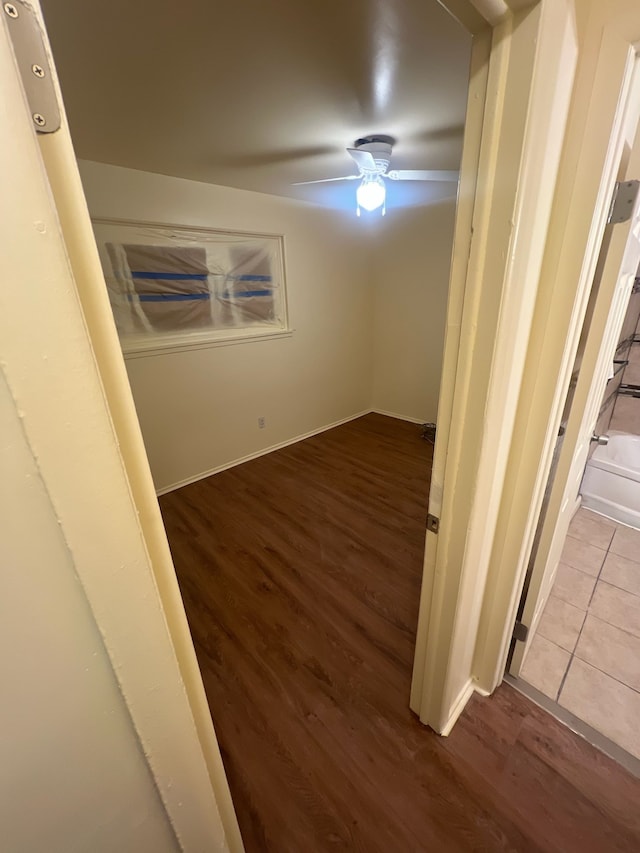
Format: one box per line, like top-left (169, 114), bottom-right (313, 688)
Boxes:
top-left (124, 330), bottom-right (294, 360)
top-left (370, 409), bottom-right (429, 425)
top-left (438, 679), bottom-right (491, 737)
top-left (439, 680), bottom-right (477, 737)
top-left (156, 409), bottom-right (372, 495)
top-left (411, 0), bottom-right (580, 734)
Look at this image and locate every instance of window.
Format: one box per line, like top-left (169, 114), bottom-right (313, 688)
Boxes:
top-left (92, 219), bottom-right (289, 356)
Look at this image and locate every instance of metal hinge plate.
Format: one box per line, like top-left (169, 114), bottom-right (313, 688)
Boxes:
top-left (426, 514), bottom-right (440, 534)
top-left (608, 180), bottom-right (640, 224)
top-left (513, 621), bottom-right (529, 643)
top-left (3, 0), bottom-right (60, 133)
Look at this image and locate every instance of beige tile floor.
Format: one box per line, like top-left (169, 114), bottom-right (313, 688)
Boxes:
top-left (520, 507), bottom-right (640, 760)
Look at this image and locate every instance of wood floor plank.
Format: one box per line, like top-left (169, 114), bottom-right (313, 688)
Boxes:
top-left (160, 413), bottom-right (640, 852)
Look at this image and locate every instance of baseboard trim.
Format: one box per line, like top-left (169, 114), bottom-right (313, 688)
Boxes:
top-left (156, 409), bottom-right (372, 496)
top-left (439, 680), bottom-right (477, 737)
top-left (370, 408), bottom-right (428, 425)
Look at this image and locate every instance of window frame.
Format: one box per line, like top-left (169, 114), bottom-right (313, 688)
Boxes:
top-left (92, 217), bottom-right (291, 359)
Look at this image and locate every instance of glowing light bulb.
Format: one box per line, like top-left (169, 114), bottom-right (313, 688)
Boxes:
top-left (356, 177), bottom-right (386, 212)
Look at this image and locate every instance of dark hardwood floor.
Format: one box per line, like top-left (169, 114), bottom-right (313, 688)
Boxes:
top-left (160, 414), bottom-right (640, 852)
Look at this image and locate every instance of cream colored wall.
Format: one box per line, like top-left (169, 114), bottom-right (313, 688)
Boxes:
top-left (79, 160), bottom-right (372, 493)
top-left (0, 373), bottom-right (178, 853)
top-left (371, 202), bottom-right (457, 422)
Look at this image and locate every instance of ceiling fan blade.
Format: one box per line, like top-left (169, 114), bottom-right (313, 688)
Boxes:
top-left (386, 169), bottom-right (459, 182)
top-left (293, 175), bottom-right (360, 185)
top-left (347, 148), bottom-right (377, 171)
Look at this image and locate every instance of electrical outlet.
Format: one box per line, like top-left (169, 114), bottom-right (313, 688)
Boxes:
top-left (258, 416), bottom-right (266, 429)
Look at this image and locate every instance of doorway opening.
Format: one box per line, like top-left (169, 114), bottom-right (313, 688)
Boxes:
top-left (509, 106), bottom-right (640, 773)
top-left (512, 272), bottom-right (640, 774)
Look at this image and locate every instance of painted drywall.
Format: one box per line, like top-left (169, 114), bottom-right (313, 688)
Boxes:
top-left (371, 202), bottom-right (456, 422)
top-left (0, 373), bottom-right (177, 853)
top-left (79, 160), bottom-right (372, 492)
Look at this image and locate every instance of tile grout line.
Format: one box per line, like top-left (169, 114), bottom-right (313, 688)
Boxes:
top-left (560, 561), bottom-right (603, 580)
top-left (582, 609), bottom-right (640, 642)
top-left (571, 649), bottom-right (640, 697)
top-left (584, 537), bottom-right (609, 610)
top-left (555, 612), bottom-right (586, 703)
top-left (554, 605), bottom-right (589, 702)
top-left (555, 525), bottom-right (612, 703)
top-left (555, 653), bottom-right (573, 703)
top-left (593, 577), bottom-right (640, 600)
top-left (565, 524), bottom-right (640, 697)
top-left (537, 518), bottom-right (639, 704)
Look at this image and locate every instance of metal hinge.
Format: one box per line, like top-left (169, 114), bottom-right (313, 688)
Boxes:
top-left (513, 621), bottom-right (529, 642)
top-left (3, 0), bottom-right (60, 133)
top-left (426, 514), bottom-right (440, 534)
top-left (608, 180), bottom-right (640, 224)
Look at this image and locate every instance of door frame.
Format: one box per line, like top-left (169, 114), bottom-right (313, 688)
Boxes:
top-left (510, 106), bottom-right (640, 677)
top-left (473, 11), bottom-right (640, 695)
top-left (411, 0), bottom-right (578, 732)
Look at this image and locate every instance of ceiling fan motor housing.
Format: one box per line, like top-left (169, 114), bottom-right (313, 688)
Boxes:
top-left (355, 136), bottom-right (394, 174)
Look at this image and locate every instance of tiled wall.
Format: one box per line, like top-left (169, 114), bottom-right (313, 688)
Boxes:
top-left (609, 282), bottom-right (640, 435)
top-left (611, 341), bottom-right (640, 433)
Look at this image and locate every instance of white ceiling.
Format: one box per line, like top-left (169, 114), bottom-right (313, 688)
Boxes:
top-left (41, 0), bottom-right (472, 211)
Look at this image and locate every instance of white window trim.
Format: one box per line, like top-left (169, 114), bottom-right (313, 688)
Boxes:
top-left (123, 328), bottom-right (294, 359)
top-left (92, 217), bottom-right (291, 357)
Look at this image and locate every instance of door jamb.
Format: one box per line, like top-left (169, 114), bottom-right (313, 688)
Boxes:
top-left (412, 0), bottom-right (577, 733)
top-left (409, 14), bottom-right (492, 722)
top-left (512, 119), bottom-right (640, 676)
top-left (510, 90), bottom-right (640, 678)
top-left (473, 25), bottom-right (640, 693)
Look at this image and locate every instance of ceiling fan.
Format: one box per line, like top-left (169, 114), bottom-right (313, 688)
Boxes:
top-left (293, 135), bottom-right (459, 216)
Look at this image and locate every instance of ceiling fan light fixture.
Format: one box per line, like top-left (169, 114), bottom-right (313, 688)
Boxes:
top-left (356, 176), bottom-right (386, 213)
top-left (293, 134), bottom-right (458, 216)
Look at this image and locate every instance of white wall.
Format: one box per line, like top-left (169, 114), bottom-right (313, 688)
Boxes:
top-left (79, 161), bottom-right (372, 492)
top-left (0, 369), bottom-right (178, 853)
top-left (371, 202), bottom-right (457, 422)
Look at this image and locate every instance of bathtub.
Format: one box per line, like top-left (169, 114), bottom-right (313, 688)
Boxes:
top-left (581, 432), bottom-right (640, 530)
